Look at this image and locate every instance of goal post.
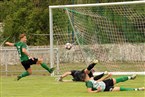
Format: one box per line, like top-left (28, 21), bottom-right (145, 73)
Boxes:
top-left (49, 1), bottom-right (145, 75)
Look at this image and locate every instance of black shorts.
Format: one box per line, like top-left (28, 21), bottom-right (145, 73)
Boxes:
top-left (71, 70), bottom-right (80, 77)
top-left (70, 69), bottom-right (93, 81)
top-left (80, 69), bottom-right (94, 78)
top-left (88, 71), bottom-right (94, 78)
top-left (71, 70), bottom-right (81, 81)
top-left (70, 70), bottom-right (84, 81)
top-left (103, 79), bottom-right (114, 91)
top-left (21, 58), bottom-right (38, 70)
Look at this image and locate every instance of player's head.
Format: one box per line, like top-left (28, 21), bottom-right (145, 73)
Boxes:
top-left (19, 33), bottom-right (27, 42)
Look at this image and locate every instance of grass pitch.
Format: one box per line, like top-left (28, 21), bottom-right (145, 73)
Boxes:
top-left (0, 75), bottom-right (145, 97)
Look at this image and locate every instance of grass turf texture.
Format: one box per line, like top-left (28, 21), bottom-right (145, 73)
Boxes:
top-left (0, 75), bottom-right (145, 97)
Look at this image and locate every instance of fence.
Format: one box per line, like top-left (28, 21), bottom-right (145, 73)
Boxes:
top-left (0, 47), bottom-right (59, 76)
top-left (0, 44), bottom-right (145, 76)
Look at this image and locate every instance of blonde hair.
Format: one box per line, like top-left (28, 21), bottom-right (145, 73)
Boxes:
top-left (19, 33), bottom-right (26, 39)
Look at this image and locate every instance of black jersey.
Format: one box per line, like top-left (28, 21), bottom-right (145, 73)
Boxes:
top-left (70, 70), bottom-right (93, 81)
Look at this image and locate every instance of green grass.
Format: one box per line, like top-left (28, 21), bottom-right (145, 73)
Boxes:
top-left (0, 75), bottom-right (145, 97)
top-left (1, 61), bottom-right (144, 76)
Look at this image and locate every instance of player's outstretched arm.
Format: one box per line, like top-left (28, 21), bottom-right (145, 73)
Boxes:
top-left (22, 48), bottom-right (31, 57)
top-left (58, 71), bottom-right (72, 82)
top-left (5, 42), bottom-right (14, 46)
top-left (87, 87), bottom-right (101, 93)
top-left (96, 73), bottom-right (112, 82)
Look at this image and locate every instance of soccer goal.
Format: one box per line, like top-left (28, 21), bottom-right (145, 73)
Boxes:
top-left (49, 1), bottom-right (145, 75)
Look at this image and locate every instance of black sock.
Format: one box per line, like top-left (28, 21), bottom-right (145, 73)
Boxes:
top-left (94, 73), bottom-right (104, 80)
top-left (87, 63), bottom-right (96, 71)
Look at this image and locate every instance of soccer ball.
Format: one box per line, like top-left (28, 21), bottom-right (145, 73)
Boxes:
top-left (65, 43), bottom-right (72, 50)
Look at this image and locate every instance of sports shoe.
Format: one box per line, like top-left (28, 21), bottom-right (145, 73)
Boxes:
top-left (104, 71), bottom-right (108, 75)
top-left (130, 74), bottom-right (136, 80)
top-left (93, 60), bottom-right (98, 64)
top-left (17, 76), bottom-right (21, 81)
top-left (49, 67), bottom-right (55, 73)
top-left (136, 87), bottom-right (145, 91)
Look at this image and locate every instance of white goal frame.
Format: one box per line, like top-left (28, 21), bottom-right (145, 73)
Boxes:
top-left (49, 1), bottom-right (145, 75)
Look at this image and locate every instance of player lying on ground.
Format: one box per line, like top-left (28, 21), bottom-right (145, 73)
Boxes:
top-left (58, 60), bottom-right (108, 82)
top-left (83, 73), bottom-right (144, 93)
top-left (5, 33), bottom-right (55, 80)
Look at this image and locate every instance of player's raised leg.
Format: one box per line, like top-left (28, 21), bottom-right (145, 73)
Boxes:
top-left (37, 58), bottom-right (55, 73)
top-left (84, 60), bottom-right (98, 74)
top-left (113, 74), bottom-right (136, 84)
top-left (93, 71), bottom-right (108, 80)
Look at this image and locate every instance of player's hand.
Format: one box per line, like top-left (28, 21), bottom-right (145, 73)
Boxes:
top-left (108, 73), bottom-right (112, 77)
top-left (29, 56), bottom-right (34, 60)
top-left (97, 86), bottom-right (102, 92)
top-left (106, 73), bottom-right (112, 78)
top-left (5, 42), bottom-right (9, 45)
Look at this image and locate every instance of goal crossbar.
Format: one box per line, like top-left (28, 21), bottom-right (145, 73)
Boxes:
top-left (49, 1), bottom-right (145, 9)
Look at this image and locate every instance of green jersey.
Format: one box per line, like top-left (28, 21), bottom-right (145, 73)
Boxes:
top-left (14, 41), bottom-right (29, 62)
top-left (85, 79), bottom-right (106, 92)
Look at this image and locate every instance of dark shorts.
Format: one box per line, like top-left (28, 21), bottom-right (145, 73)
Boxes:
top-left (88, 71), bottom-right (94, 78)
top-left (71, 70), bottom-right (81, 81)
top-left (70, 70), bottom-right (83, 81)
top-left (70, 69), bottom-right (93, 81)
top-left (103, 79), bottom-right (114, 91)
top-left (21, 58), bottom-right (38, 70)
top-left (80, 69), bottom-right (94, 78)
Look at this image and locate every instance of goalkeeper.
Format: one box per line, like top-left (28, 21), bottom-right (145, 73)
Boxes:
top-left (58, 60), bottom-right (107, 82)
top-left (84, 73), bottom-right (144, 93)
top-left (5, 33), bottom-right (55, 80)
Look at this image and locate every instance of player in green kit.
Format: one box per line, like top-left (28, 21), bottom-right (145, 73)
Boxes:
top-left (84, 73), bottom-right (144, 93)
top-left (5, 33), bottom-right (55, 80)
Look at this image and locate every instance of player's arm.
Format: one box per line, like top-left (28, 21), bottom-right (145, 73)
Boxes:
top-left (22, 44), bottom-right (34, 60)
top-left (22, 48), bottom-right (31, 57)
top-left (96, 73), bottom-right (112, 82)
top-left (22, 48), bottom-right (34, 60)
top-left (61, 71), bottom-right (72, 78)
top-left (5, 42), bottom-right (14, 46)
top-left (58, 71), bottom-right (72, 82)
top-left (87, 87), bottom-right (101, 93)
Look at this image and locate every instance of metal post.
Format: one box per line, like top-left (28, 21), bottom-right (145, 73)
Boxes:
top-left (49, 7), bottom-right (54, 76)
top-left (72, 0), bottom-right (75, 43)
top-left (56, 48), bottom-right (60, 75)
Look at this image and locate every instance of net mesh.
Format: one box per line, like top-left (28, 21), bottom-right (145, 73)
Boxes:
top-left (51, 3), bottom-right (145, 75)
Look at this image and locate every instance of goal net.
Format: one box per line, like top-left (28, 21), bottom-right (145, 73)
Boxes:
top-left (49, 1), bottom-right (145, 75)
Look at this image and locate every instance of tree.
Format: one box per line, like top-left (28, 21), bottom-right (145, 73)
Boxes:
top-left (1, 0), bottom-right (144, 45)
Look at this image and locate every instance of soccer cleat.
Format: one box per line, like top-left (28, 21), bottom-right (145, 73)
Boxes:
top-left (104, 71), bottom-right (108, 75)
top-left (136, 87), bottom-right (145, 91)
top-left (17, 76), bottom-right (21, 81)
top-left (138, 87), bottom-right (145, 91)
top-left (49, 67), bottom-right (55, 73)
top-left (93, 60), bottom-right (98, 64)
top-left (130, 74), bottom-right (136, 80)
